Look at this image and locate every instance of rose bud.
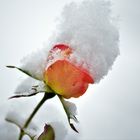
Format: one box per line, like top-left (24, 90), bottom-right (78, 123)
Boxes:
top-left (44, 44), bottom-right (94, 98)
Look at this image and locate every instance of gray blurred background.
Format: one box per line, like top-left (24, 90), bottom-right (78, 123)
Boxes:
top-left (0, 0), bottom-right (140, 139)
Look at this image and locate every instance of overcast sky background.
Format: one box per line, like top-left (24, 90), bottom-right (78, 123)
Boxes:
top-left (0, 0), bottom-right (140, 140)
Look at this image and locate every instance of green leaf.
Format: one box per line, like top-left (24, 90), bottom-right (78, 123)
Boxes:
top-left (9, 90), bottom-right (55, 99)
top-left (6, 65), bottom-right (40, 80)
top-left (58, 95), bottom-right (79, 133)
top-left (9, 92), bottom-right (42, 99)
top-left (70, 123), bottom-right (78, 133)
top-left (38, 124), bottom-right (55, 140)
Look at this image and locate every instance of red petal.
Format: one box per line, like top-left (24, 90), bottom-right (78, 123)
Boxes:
top-left (53, 44), bottom-right (70, 50)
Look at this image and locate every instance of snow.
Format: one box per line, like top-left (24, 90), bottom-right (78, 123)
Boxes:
top-left (15, 77), bottom-right (46, 95)
top-left (1, 0), bottom-right (119, 139)
top-left (63, 100), bottom-right (77, 116)
top-left (21, 0), bottom-right (119, 83)
top-left (0, 96), bottom-right (78, 140)
top-left (50, 0), bottom-right (119, 82)
top-left (48, 122), bottom-right (68, 140)
top-left (21, 48), bottom-right (50, 80)
top-left (6, 111), bottom-right (25, 127)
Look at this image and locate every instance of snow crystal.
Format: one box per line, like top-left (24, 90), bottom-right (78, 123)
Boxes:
top-left (50, 0), bottom-right (119, 82)
top-left (21, 0), bottom-right (119, 83)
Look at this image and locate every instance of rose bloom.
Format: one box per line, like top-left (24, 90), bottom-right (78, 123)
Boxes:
top-left (44, 44), bottom-right (94, 98)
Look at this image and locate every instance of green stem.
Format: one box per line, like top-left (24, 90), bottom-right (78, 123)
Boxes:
top-left (18, 130), bottom-right (24, 140)
top-left (24, 94), bottom-right (47, 128)
top-left (18, 92), bottom-right (55, 140)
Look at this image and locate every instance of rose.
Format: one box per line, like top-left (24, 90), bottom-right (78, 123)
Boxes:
top-left (44, 44), bottom-right (94, 99)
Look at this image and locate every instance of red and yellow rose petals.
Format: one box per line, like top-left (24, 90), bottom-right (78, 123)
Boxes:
top-left (44, 60), bottom-right (93, 98)
top-left (44, 44), bottom-right (94, 98)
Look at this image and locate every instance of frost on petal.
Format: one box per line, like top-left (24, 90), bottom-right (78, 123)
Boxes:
top-left (15, 77), bottom-right (47, 95)
top-left (50, 0), bottom-right (119, 83)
